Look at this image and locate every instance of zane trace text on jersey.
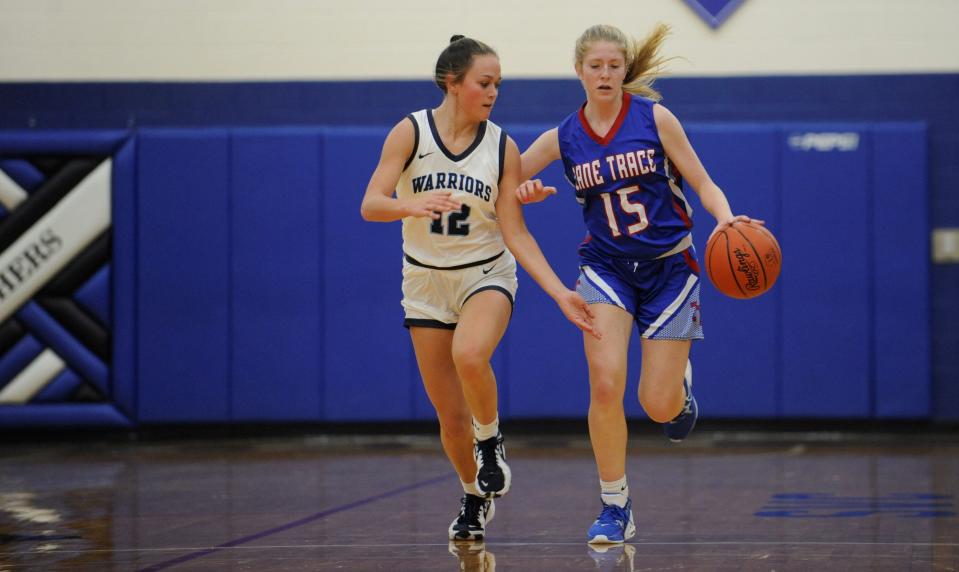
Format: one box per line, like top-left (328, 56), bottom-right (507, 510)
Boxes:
top-left (558, 92), bottom-right (694, 261)
top-left (570, 148), bottom-right (658, 191)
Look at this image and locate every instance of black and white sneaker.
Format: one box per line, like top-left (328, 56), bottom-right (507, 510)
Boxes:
top-left (448, 494), bottom-right (495, 541)
top-left (474, 432), bottom-right (511, 498)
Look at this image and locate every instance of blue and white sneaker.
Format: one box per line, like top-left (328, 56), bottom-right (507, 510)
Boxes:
top-left (664, 360), bottom-right (698, 443)
top-left (586, 499), bottom-right (636, 544)
top-left (475, 432), bottom-right (511, 498)
top-left (449, 494), bottom-right (495, 541)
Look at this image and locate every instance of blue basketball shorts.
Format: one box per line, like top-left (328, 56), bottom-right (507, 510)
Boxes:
top-left (575, 246), bottom-right (704, 340)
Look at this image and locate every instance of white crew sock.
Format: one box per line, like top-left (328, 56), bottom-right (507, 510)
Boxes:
top-left (472, 415), bottom-right (499, 441)
top-left (600, 475), bottom-right (629, 508)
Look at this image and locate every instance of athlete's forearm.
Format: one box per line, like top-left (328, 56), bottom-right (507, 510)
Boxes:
top-left (696, 182), bottom-right (734, 223)
top-left (503, 232), bottom-right (570, 300)
top-left (360, 193), bottom-right (410, 223)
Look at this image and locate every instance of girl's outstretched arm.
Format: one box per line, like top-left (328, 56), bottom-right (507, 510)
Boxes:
top-left (498, 136), bottom-right (600, 339)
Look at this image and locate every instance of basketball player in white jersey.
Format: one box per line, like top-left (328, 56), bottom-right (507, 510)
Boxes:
top-left (361, 35), bottom-right (598, 541)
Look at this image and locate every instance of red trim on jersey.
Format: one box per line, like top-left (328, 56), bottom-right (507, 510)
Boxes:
top-left (682, 248), bottom-right (700, 275)
top-left (673, 200), bottom-right (693, 229)
top-left (579, 233), bottom-right (593, 251)
top-left (671, 161), bottom-right (685, 183)
top-left (578, 91), bottom-right (631, 146)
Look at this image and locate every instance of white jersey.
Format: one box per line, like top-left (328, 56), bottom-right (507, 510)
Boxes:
top-left (396, 109), bottom-right (507, 268)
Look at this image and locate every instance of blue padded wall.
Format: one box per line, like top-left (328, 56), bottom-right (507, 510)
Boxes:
top-left (230, 130), bottom-right (324, 421)
top-left (505, 126), bottom-right (591, 418)
top-left (2, 74), bottom-right (955, 421)
top-left (321, 127), bottom-right (417, 421)
top-left (113, 137), bottom-right (138, 418)
top-left (1, 120), bottom-right (929, 427)
top-left (872, 125), bottom-right (929, 417)
top-left (779, 124), bottom-right (871, 417)
top-left (685, 125), bottom-right (782, 417)
top-left (137, 131), bottom-right (231, 422)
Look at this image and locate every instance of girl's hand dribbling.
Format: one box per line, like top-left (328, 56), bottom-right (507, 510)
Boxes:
top-left (403, 190), bottom-right (462, 219)
top-left (708, 214), bottom-right (765, 242)
top-left (556, 290), bottom-right (601, 340)
top-left (515, 179), bottom-right (558, 204)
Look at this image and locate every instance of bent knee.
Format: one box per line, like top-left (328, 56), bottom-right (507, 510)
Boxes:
top-left (644, 406), bottom-right (679, 424)
top-left (639, 395), bottom-right (682, 423)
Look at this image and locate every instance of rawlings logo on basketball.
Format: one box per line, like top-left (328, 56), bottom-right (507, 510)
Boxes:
top-left (732, 248), bottom-right (761, 291)
top-left (706, 220), bottom-right (782, 300)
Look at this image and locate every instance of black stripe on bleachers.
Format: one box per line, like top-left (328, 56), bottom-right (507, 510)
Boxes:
top-left (71, 381), bottom-right (106, 402)
top-left (0, 158), bottom-right (103, 254)
top-left (39, 231), bottom-right (110, 297)
top-left (0, 318), bottom-right (25, 356)
top-left (28, 157), bottom-right (72, 179)
top-left (36, 297), bottom-right (110, 361)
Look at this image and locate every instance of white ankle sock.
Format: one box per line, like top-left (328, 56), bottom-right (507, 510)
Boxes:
top-left (472, 415), bottom-right (499, 441)
top-left (600, 475), bottom-right (629, 508)
top-left (462, 480), bottom-right (482, 497)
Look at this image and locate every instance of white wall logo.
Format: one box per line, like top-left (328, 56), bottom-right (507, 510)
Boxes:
top-left (788, 132), bottom-right (860, 152)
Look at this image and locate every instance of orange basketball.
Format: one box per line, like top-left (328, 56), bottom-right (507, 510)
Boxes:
top-left (705, 221), bottom-right (782, 299)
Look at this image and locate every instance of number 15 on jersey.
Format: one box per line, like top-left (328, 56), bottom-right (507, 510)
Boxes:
top-left (599, 185), bottom-right (648, 237)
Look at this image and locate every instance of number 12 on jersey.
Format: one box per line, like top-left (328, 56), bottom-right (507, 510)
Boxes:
top-left (430, 204), bottom-right (471, 236)
top-left (599, 185), bottom-right (648, 237)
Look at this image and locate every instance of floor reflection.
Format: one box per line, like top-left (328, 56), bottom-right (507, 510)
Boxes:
top-left (0, 432), bottom-right (954, 571)
top-left (587, 543), bottom-right (635, 571)
top-left (449, 540), bottom-right (496, 571)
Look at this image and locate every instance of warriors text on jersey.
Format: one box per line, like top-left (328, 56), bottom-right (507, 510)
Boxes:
top-left (396, 109), bottom-right (508, 268)
top-left (558, 92), bottom-right (694, 261)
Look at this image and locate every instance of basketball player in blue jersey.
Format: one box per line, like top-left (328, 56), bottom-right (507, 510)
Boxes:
top-left (361, 36), bottom-right (596, 542)
top-left (512, 24), bottom-right (762, 544)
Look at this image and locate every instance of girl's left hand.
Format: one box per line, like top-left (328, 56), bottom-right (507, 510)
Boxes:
top-left (709, 214), bottom-right (765, 241)
top-left (555, 290), bottom-right (601, 340)
top-left (515, 179), bottom-right (557, 204)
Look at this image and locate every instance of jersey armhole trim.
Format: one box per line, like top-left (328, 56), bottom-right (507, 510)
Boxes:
top-left (402, 114), bottom-right (419, 172)
top-left (497, 130), bottom-right (508, 184)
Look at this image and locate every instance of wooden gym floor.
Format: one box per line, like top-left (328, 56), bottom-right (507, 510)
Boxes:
top-left (0, 426), bottom-right (956, 571)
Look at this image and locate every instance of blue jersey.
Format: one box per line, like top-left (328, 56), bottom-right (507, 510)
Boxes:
top-left (558, 92), bottom-right (694, 261)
